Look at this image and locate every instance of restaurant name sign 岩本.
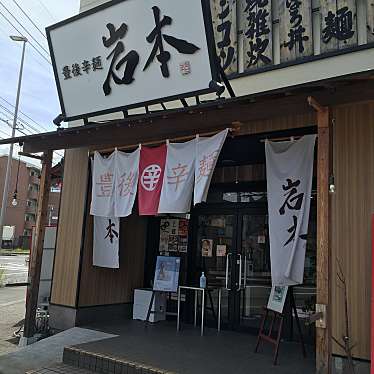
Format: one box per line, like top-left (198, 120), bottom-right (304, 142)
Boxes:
top-left (47, 0), bottom-right (218, 121)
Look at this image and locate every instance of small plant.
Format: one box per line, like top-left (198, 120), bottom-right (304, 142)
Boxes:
top-left (333, 259), bottom-right (356, 374)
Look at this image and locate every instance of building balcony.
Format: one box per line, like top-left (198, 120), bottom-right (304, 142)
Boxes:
top-left (26, 205), bottom-right (36, 214)
top-left (28, 190), bottom-right (39, 201)
top-left (29, 175), bottom-right (40, 185)
top-left (24, 220), bottom-right (35, 230)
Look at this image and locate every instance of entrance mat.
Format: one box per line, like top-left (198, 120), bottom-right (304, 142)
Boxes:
top-left (63, 346), bottom-right (176, 374)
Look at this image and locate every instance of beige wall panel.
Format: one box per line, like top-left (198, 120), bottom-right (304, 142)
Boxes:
top-left (51, 148), bottom-right (89, 307)
top-left (331, 101), bottom-right (374, 360)
top-left (78, 210), bottom-right (147, 307)
top-left (239, 111), bottom-right (316, 135)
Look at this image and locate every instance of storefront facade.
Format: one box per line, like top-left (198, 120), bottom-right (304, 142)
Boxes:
top-left (1, 0), bottom-right (373, 373)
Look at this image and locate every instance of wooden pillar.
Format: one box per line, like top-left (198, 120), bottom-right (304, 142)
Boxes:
top-left (24, 150), bottom-right (53, 339)
top-left (308, 97), bottom-right (331, 373)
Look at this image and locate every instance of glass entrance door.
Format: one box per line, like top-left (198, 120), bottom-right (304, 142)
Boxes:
top-left (192, 208), bottom-right (270, 331)
top-left (194, 213), bottom-right (237, 328)
top-left (236, 212), bottom-right (272, 332)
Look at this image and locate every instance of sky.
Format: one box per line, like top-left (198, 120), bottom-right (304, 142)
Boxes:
top-left (0, 0), bottom-right (79, 166)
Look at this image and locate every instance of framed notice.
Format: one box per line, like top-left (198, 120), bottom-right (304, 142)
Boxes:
top-left (267, 285), bottom-right (288, 314)
top-left (153, 256), bottom-right (181, 292)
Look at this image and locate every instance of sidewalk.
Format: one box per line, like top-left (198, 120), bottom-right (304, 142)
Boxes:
top-left (0, 328), bottom-right (116, 374)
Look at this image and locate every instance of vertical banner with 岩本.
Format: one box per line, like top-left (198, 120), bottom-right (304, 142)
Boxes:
top-left (265, 135), bottom-right (316, 286)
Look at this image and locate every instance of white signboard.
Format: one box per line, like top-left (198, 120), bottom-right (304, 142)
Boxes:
top-left (46, 0), bottom-right (218, 121)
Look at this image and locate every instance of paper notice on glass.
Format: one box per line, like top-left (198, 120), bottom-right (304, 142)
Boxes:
top-left (216, 244), bottom-right (227, 257)
top-left (201, 239), bottom-right (213, 257)
top-left (159, 231), bottom-right (169, 253)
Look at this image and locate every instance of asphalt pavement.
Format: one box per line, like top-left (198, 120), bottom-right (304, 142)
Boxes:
top-left (0, 286), bottom-right (26, 356)
top-left (0, 255), bottom-right (29, 285)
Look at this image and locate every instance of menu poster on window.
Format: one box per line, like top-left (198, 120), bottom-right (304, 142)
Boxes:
top-left (267, 285), bottom-right (289, 314)
top-left (159, 231), bottom-right (169, 253)
top-left (216, 244), bottom-right (227, 257)
top-left (153, 256), bottom-right (181, 293)
top-left (159, 218), bottom-right (189, 254)
top-left (178, 236), bottom-right (188, 253)
top-left (179, 219), bottom-right (189, 236)
top-left (168, 235), bottom-right (179, 252)
top-left (202, 239), bottom-right (213, 257)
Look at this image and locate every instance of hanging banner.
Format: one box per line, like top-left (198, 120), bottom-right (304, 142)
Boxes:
top-left (138, 144), bottom-right (167, 215)
top-left (158, 139), bottom-right (196, 213)
top-left (90, 151), bottom-right (116, 217)
top-left (93, 216), bottom-right (120, 268)
top-left (194, 128), bottom-right (228, 205)
top-left (115, 148), bottom-right (140, 217)
top-left (265, 135), bottom-right (316, 286)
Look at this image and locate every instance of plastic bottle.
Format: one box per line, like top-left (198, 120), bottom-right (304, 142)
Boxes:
top-left (200, 272), bottom-right (207, 289)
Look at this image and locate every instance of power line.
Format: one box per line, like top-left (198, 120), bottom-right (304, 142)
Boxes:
top-left (0, 96), bottom-right (49, 132)
top-left (0, 102), bottom-right (65, 157)
top-left (11, 0), bottom-right (47, 40)
top-left (34, 0), bottom-right (56, 22)
top-left (0, 1), bottom-right (50, 57)
top-left (0, 7), bottom-right (51, 66)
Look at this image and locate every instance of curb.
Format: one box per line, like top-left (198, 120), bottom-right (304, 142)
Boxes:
top-left (5, 282), bottom-right (29, 287)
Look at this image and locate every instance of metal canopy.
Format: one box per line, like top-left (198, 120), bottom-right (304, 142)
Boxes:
top-left (1, 76), bottom-right (374, 154)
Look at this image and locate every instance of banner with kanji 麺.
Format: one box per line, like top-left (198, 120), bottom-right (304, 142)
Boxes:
top-left (265, 135), bottom-right (316, 286)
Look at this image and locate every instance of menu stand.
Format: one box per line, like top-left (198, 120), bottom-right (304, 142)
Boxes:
top-left (254, 287), bottom-right (306, 365)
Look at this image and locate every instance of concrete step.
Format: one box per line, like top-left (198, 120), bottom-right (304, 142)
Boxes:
top-left (26, 363), bottom-right (95, 373)
top-left (63, 346), bottom-right (177, 374)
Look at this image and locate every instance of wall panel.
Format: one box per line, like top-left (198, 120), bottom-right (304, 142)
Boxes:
top-left (51, 148), bottom-right (89, 307)
top-left (331, 101), bottom-right (374, 360)
top-left (78, 209), bottom-right (148, 307)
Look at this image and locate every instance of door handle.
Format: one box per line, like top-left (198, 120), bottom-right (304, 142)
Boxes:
top-left (244, 255), bottom-right (247, 289)
top-left (237, 254), bottom-right (242, 291)
top-left (225, 253), bottom-right (232, 290)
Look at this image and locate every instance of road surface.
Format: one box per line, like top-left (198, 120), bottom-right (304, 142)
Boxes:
top-left (0, 255), bottom-right (28, 285)
top-left (0, 286), bottom-right (26, 355)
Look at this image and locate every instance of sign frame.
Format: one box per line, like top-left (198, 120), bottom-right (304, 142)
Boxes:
top-left (46, 0), bottom-right (219, 122)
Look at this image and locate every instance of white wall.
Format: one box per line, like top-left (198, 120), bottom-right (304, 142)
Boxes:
top-left (75, 0), bottom-right (374, 121)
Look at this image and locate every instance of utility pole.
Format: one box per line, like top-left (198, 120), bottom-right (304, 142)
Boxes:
top-left (23, 150), bottom-right (52, 342)
top-left (0, 36), bottom-right (27, 243)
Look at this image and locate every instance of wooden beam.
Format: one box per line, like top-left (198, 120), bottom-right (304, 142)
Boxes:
top-left (309, 96), bottom-right (331, 374)
top-left (18, 151), bottom-right (43, 161)
top-left (23, 150), bottom-right (53, 339)
top-left (18, 80), bottom-right (374, 154)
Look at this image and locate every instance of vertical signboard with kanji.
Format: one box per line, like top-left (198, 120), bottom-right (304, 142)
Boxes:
top-left (320, 0), bottom-right (357, 54)
top-left (240, 0), bottom-right (273, 71)
top-left (211, 0), bottom-right (238, 75)
top-left (279, 0), bottom-right (313, 62)
top-left (367, 1), bottom-right (374, 44)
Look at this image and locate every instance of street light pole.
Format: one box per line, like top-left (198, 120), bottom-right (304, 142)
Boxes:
top-left (0, 36), bottom-right (27, 243)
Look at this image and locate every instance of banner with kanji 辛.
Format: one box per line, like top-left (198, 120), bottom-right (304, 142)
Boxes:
top-left (194, 129), bottom-right (228, 205)
top-left (115, 148), bottom-right (140, 217)
top-left (265, 135), bottom-right (316, 286)
top-left (90, 151), bottom-right (115, 217)
top-left (138, 144), bottom-right (167, 215)
top-left (158, 139), bottom-right (196, 213)
top-left (93, 216), bottom-right (120, 268)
